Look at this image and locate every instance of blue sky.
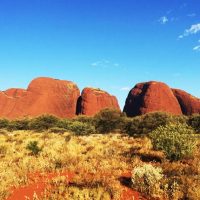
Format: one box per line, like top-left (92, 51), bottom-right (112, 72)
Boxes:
top-left (0, 0), bottom-right (200, 109)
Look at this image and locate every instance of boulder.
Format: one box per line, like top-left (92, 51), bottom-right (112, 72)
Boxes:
top-left (172, 89), bottom-right (200, 115)
top-left (123, 81), bottom-right (182, 117)
top-left (78, 87), bottom-right (120, 116)
top-left (0, 77), bottom-right (80, 119)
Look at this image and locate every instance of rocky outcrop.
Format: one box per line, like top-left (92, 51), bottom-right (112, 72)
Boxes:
top-left (0, 77), bottom-right (80, 119)
top-left (77, 87), bottom-right (120, 116)
top-left (123, 81), bottom-right (182, 117)
top-left (1, 77), bottom-right (199, 119)
top-left (172, 89), bottom-right (200, 115)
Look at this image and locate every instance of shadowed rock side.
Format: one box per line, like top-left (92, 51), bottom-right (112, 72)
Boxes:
top-left (78, 87), bottom-right (120, 116)
top-left (172, 89), bottom-right (200, 115)
top-left (0, 77), bottom-right (80, 119)
top-left (123, 81), bottom-right (182, 117)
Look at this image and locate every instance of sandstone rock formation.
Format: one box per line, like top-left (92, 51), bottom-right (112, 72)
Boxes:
top-left (123, 81), bottom-right (182, 117)
top-left (77, 87), bottom-right (120, 116)
top-left (0, 77), bottom-right (80, 119)
top-left (172, 89), bottom-right (200, 115)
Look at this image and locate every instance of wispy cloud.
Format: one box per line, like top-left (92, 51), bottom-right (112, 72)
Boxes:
top-left (187, 13), bottom-right (196, 17)
top-left (179, 23), bottom-right (200, 39)
top-left (193, 45), bottom-right (200, 51)
top-left (91, 60), bottom-right (120, 68)
top-left (158, 16), bottom-right (168, 25)
top-left (120, 87), bottom-right (130, 91)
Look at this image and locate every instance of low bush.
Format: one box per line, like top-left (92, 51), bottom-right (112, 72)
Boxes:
top-left (74, 115), bottom-right (95, 126)
top-left (122, 116), bottom-right (142, 136)
top-left (140, 112), bottom-right (172, 134)
top-left (188, 114), bottom-right (200, 133)
top-left (123, 112), bottom-right (172, 136)
top-left (0, 119), bottom-right (9, 129)
top-left (68, 121), bottom-right (95, 135)
top-left (94, 108), bottom-right (124, 133)
top-left (131, 163), bottom-right (164, 197)
top-left (26, 141), bottom-right (42, 156)
top-left (28, 115), bottom-right (59, 131)
top-left (149, 123), bottom-right (196, 161)
top-left (7, 119), bottom-right (30, 131)
top-left (55, 119), bottom-right (72, 129)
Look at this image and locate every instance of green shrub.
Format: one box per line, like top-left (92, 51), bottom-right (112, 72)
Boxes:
top-left (122, 116), bottom-right (142, 136)
top-left (74, 115), bottom-right (95, 125)
top-left (171, 115), bottom-right (188, 125)
top-left (26, 141), bottom-right (42, 156)
top-left (94, 108), bottom-right (123, 133)
top-left (68, 121), bottom-right (95, 135)
top-left (123, 112), bottom-right (172, 136)
top-left (7, 119), bottom-right (30, 131)
top-left (0, 119), bottom-right (9, 129)
top-left (140, 112), bottom-right (172, 134)
top-left (188, 114), bottom-right (200, 133)
top-left (28, 115), bottom-right (59, 131)
top-left (132, 164), bottom-right (164, 197)
top-left (55, 119), bottom-right (72, 129)
top-left (149, 123), bottom-right (196, 161)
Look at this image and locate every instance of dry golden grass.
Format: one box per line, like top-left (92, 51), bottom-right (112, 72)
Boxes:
top-left (0, 130), bottom-right (199, 200)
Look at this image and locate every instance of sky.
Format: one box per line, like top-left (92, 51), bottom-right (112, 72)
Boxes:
top-left (0, 0), bottom-right (200, 109)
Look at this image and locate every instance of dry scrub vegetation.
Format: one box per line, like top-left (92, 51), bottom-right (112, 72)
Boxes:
top-left (0, 130), bottom-right (141, 199)
top-left (0, 110), bottom-right (200, 200)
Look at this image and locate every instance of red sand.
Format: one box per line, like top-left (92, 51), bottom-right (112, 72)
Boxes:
top-left (7, 171), bottom-right (74, 200)
top-left (7, 171), bottom-right (147, 200)
top-left (120, 172), bottom-right (147, 200)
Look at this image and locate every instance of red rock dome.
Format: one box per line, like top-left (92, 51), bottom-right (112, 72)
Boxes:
top-left (172, 89), bottom-right (200, 115)
top-left (123, 81), bottom-right (182, 117)
top-left (77, 87), bottom-right (120, 116)
top-left (0, 77), bottom-right (80, 119)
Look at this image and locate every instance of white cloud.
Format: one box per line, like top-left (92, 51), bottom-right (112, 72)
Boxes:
top-left (158, 16), bottom-right (168, 24)
top-left (91, 60), bottom-right (120, 68)
top-left (193, 45), bottom-right (200, 51)
top-left (187, 13), bottom-right (196, 17)
top-left (120, 87), bottom-right (130, 91)
top-left (179, 23), bottom-right (200, 39)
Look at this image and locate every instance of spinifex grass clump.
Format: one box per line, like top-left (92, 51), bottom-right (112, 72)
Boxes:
top-left (26, 141), bottom-right (42, 156)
